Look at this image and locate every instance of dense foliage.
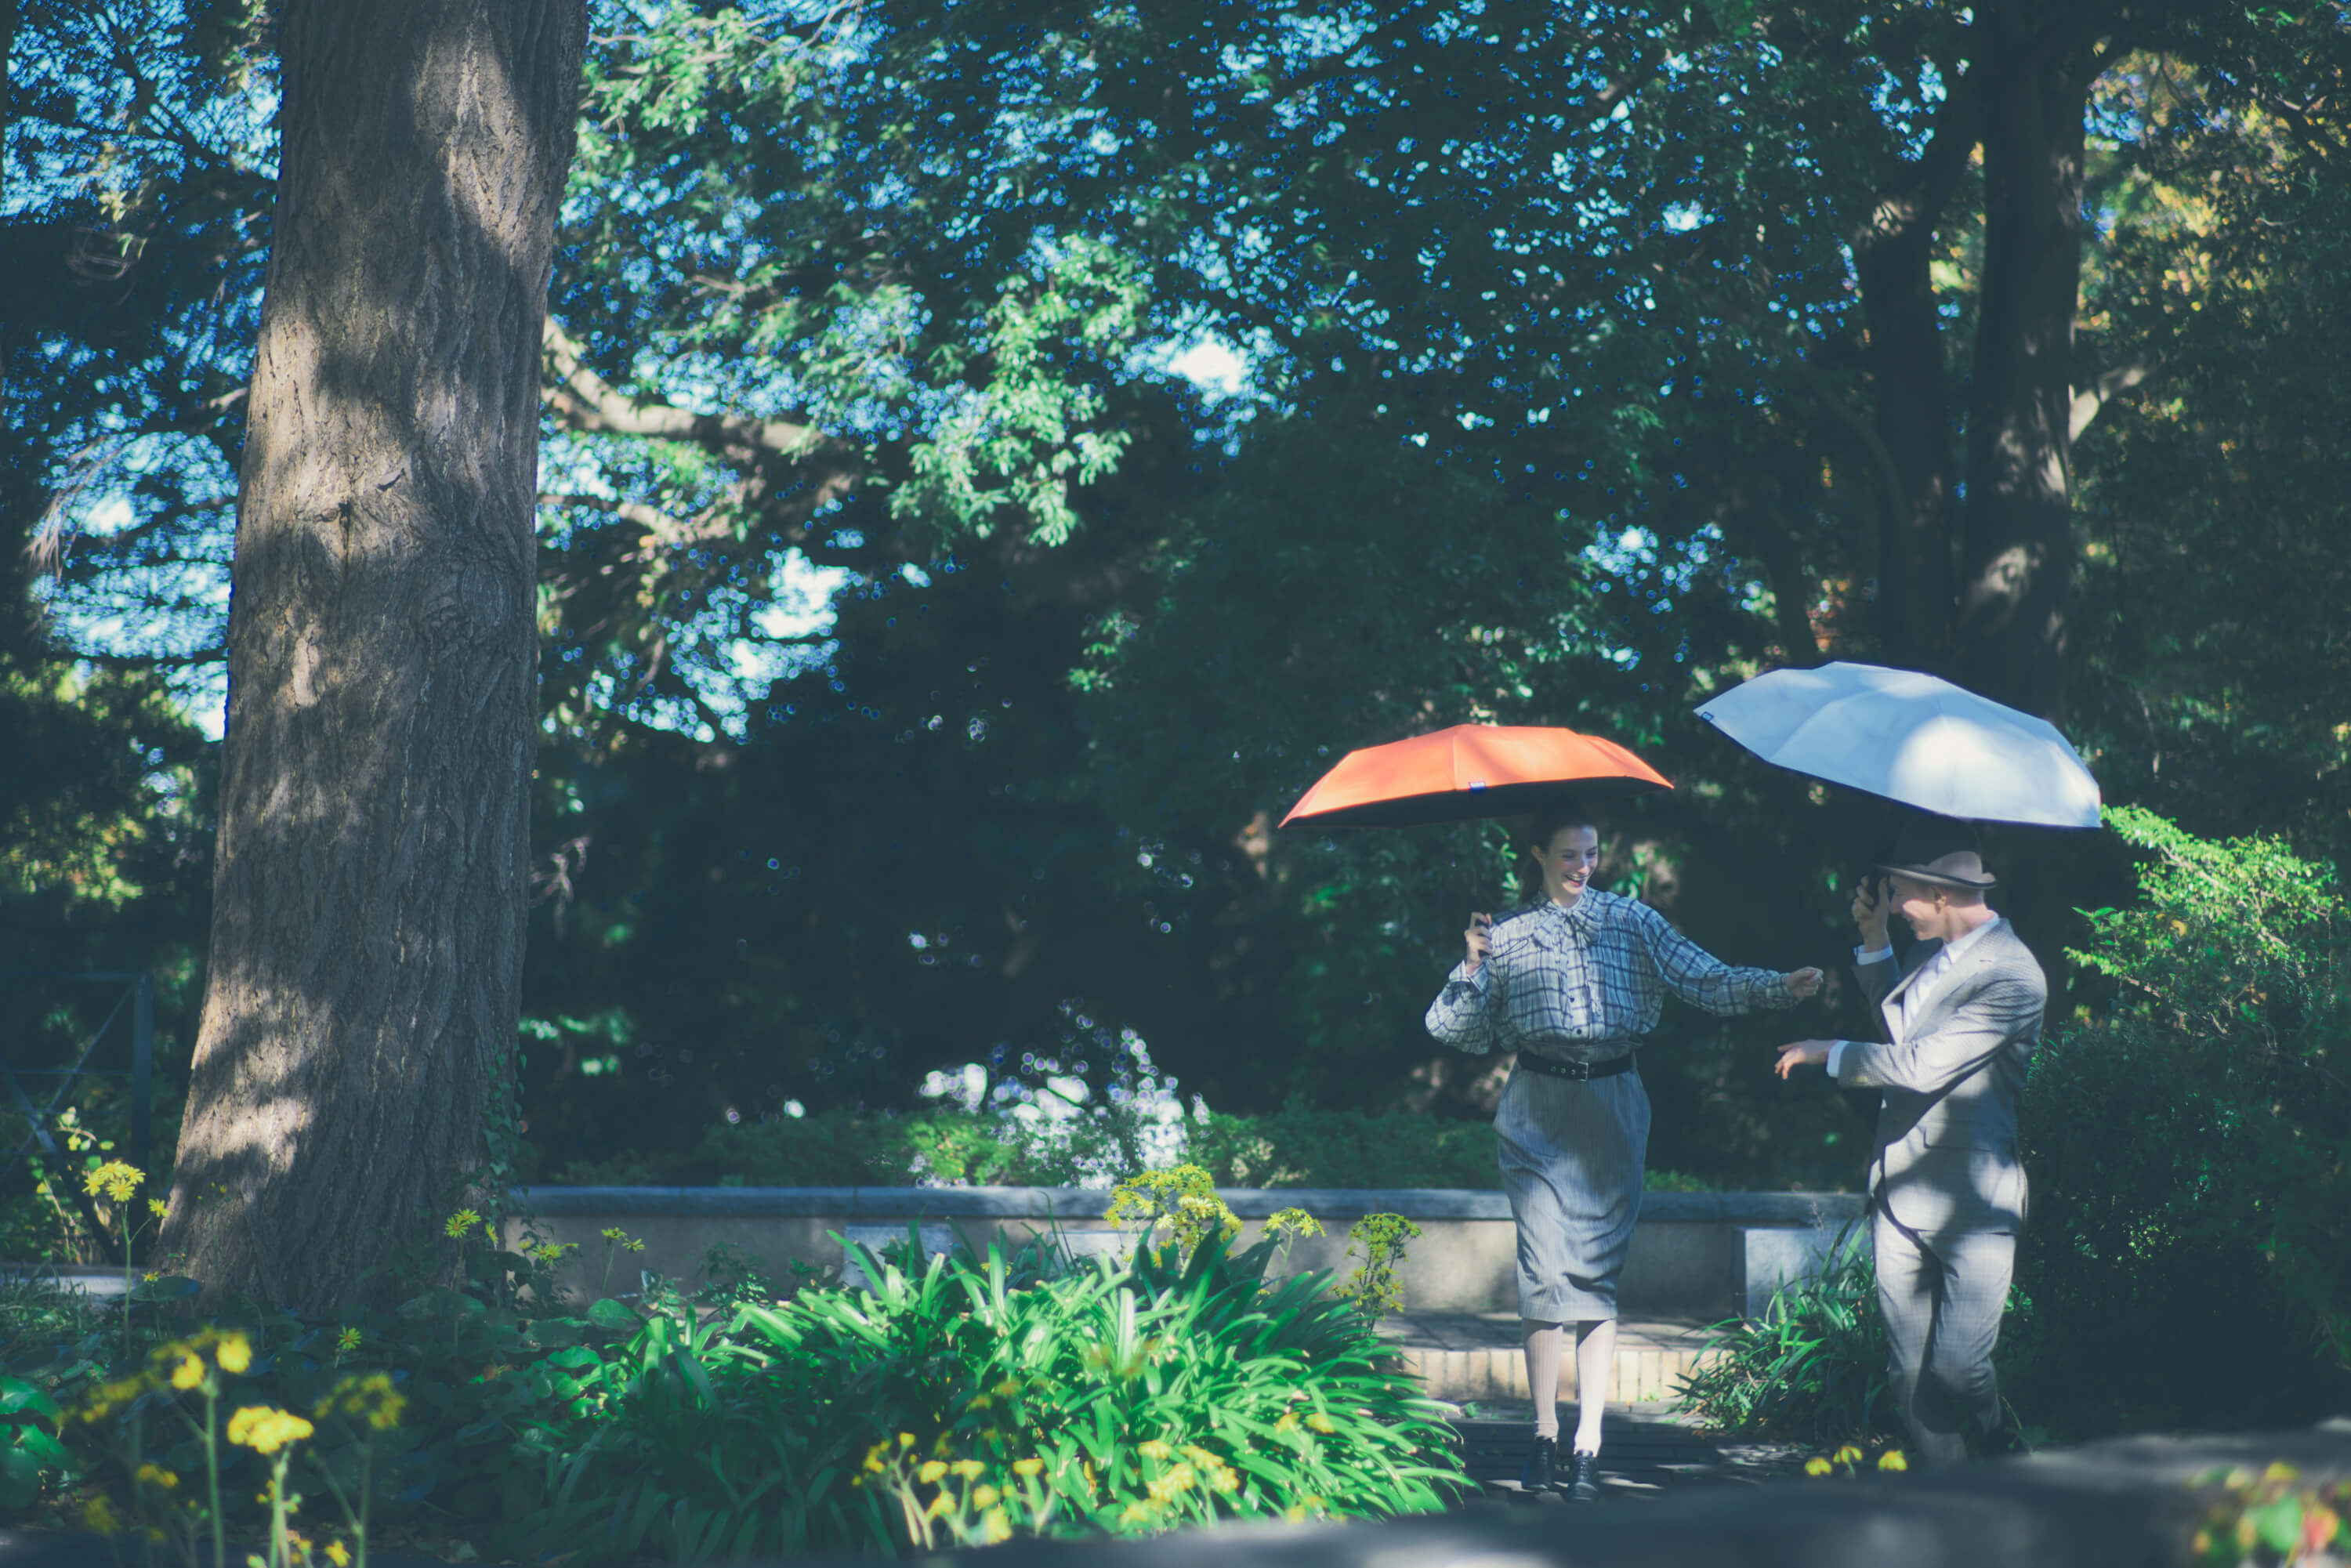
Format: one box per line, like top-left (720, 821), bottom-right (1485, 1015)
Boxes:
top-left (2012, 807), bottom-right (2351, 1431)
top-left (6, 1212), bottom-right (1462, 1559)
top-left (7, 2), bottom-right (2351, 1261)
top-left (1677, 1231), bottom-right (1897, 1448)
top-left (545, 1102), bottom-right (1726, 1193)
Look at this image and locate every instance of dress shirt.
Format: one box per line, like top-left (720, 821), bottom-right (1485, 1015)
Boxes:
top-left (1828, 917), bottom-right (2005, 1078)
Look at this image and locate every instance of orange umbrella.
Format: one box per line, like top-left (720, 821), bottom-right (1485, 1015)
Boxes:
top-left (1279, 724), bottom-right (1673, 830)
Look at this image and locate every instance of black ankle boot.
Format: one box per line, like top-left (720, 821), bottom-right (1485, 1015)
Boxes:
top-left (1521, 1434), bottom-right (1564, 1498)
top-left (1565, 1449), bottom-right (1601, 1502)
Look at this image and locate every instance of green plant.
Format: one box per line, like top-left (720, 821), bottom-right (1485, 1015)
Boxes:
top-left (1333, 1215), bottom-right (1422, 1317)
top-left (1103, 1166), bottom-right (1239, 1269)
top-left (529, 1229), bottom-right (1465, 1558)
top-left (550, 1104), bottom-right (1728, 1193)
top-left (1676, 1231), bottom-right (1894, 1447)
top-left (2014, 806), bottom-right (2351, 1434)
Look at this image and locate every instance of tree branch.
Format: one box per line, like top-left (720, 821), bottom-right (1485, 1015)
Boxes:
top-left (2068, 364), bottom-right (2150, 441)
top-left (542, 317), bottom-right (831, 462)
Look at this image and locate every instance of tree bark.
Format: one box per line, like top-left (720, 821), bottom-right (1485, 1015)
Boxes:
top-left (1958, 12), bottom-right (2096, 721)
top-left (165, 0), bottom-right (585, 1311)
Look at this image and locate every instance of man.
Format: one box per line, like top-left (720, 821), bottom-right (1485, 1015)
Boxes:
top-left (1429, 804), bottom-right (1823, 1500)
top-left (1773, 819), bottom-right (2045, 1465)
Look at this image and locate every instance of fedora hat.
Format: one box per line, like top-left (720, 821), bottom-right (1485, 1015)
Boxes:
top-left (1877, 819), bottom-right (1996, 892)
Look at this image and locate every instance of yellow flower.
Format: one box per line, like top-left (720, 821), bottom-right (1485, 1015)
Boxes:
top-left (1804, 1457), bottom-right (1834, 1477)
top-left (1012, 1458), bottom-right (1044, 1478)
top-left (325, 1544), bottom-right (352, 1568)
top-left (1266, 1207), bottom-right (1324, 1240)
top-left (142, 1270), bottom-right (158, 1283)
top-left (1305, 1413), bottom-right (1337, 1435)
top-left (147, 1199), bottom-right (168, 1219)
top-left (1877, 1450), bottom-right (1909, 1472)
top-left (1833, 1444), bottom-right (1864, 1465)
top-left (82, 1494), bottom-right (122, 1534)
top-left (135, 1462), bottom-right (179, 1490)
top-left (925, 1492), bottom-right (954, 1520)
top-left (917, 1460), bottom-right (948, 1483)
top-left (980, 1505), bottom-right (1012, 1544)
top-left (861, 1441), bottom-right (889, 1475)
top-left (898, 1432), bottom-right (917, 1449)
top-left (84, 1161), bottom-right (144, 1203)
top-left (2262, 1461), bottom-right (2301, 1484)
top-left (315, 1372), bottom-right (404, 1431)
top-left (1117, 1500), bottom-right (1157, 1529)
top-left (216, 1333), bottom-right (252, 1374)
top-left (1273, 1411), bottom-right (1299, 1433)
top-left (169, 1354), bottom-right (205, 1390)
top-left (992, 1378), bottom-right (1019, 1399)
top-left (973, 1484), bottom-right (1001, 1508)
top-left (443, 1208), bottom-right (482, 1240)
top-left (226, 1405), bottom-right (314, 1454)
top-left (1138, 1439), bottom-right (1174, 1461)
top-left (335, 1327), bottom-right (363, 1353)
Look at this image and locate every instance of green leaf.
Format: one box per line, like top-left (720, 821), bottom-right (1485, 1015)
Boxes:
top-left (587, 1298), bottom-right (641, 1331)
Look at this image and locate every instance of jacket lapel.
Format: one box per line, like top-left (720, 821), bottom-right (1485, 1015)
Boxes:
top-left (1877, 937), bottom-right (1943, 1041)
top-left (1882, 927), bottom-right (2011, 1043)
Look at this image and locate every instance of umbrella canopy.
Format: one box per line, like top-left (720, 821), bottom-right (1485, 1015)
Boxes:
top-left (1694, 661), bottom-right (2103, 828)
top-left (1279, 724), bottom-right (1673, 830)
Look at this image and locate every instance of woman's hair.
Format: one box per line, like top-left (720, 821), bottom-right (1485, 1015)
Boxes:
top-left (1514, 800), bottom-right (1601, 901)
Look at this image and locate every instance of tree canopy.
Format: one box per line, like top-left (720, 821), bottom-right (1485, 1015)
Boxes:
top-left (5, 0), bottom-right (2349, 1196)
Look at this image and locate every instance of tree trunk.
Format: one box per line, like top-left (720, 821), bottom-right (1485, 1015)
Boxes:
top-left (1958, 13), bottom-right (2094, 722)
top-left (1851, 60), bottom-right (1976, 675)
top-left (1855, 223), bottom-right (1956, 670)
top-left (165, 0), bottom-right (585, 1312)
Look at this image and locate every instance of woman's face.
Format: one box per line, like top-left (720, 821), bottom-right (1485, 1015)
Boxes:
top-left (1534, 824), bottom-right (1602, 905)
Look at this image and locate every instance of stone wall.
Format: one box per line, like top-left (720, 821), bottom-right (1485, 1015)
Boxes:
top-left (504, 1187), bottom-right (1867, 1320)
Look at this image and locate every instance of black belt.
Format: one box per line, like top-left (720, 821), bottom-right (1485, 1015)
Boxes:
top-left (1516, 1050), bottom-right (1637, 1082)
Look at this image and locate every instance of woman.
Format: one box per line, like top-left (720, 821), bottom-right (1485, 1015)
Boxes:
top-left (1425, 803), bottom-right (1821, 1500)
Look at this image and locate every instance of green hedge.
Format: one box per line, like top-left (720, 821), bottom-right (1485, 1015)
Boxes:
top-left (551, 1106), bottom-right (1717, 1192)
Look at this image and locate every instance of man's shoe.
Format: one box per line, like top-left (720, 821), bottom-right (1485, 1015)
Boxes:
top-left (1566, 1449), bottom-right (1601, 1502)
top-left (1520, 1434), bottom-right (1564, 1501)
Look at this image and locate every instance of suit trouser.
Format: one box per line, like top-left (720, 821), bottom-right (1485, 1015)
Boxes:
top-left (1874, 1208), bottom-right (2013, 1465)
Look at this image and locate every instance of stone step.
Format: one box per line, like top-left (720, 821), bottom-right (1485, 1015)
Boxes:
top-left (1378, 1313), bottom-right (1725, 1405)
top-left (1391, 1342), bottom-right (1726, 1403)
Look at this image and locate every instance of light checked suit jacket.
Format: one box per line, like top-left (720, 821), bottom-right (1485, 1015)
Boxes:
top-left (1845, 922), bottom-right (2046, 1242)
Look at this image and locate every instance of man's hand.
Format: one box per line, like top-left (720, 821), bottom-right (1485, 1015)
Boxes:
top-left (1464, 911), bottom-right (1493, 973)
top-left (1851, 877), bottom-right (1891, 949)
top-left (1774, 1040), bottom-right (1835, 1079)
top-left (1783, 967), bottom-right (1824, 998)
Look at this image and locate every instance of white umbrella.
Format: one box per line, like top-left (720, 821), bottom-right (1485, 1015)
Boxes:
top-left (1694, 661), bottom-right (2103, 828)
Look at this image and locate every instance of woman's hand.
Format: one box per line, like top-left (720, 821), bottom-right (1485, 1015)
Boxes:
top-left (1783, 967), bottom-right (1824, 998)
top-left (1851, 876), bottom-right (1891, 949)
top-left (1774, 1040), bottom-right (1835, 1079)
top-left (1464, 911), bottom-right (1493, 973)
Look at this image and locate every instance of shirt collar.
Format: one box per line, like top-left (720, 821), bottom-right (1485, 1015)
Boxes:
top-left (1543, 889), bottom-right (1607, 935)
top-left (1936, 914), bottom-right (2004, 966)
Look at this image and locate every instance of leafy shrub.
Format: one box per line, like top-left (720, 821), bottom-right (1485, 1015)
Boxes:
top-left (2012, 807), bottom-right (2351, 1434)
top-left (13, 1188), bottom-right (1462, 1559)
top-left (553, 1104), bottom-right (1720, 1191)
top-left (537, 1229), bottom-right (1465, 1558)
top-left (1675, 1228), bottom-right (1895, 1447)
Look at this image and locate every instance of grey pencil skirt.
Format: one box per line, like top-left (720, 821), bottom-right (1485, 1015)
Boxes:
top-left (1494, 1059), bottom-right (1651, 1323)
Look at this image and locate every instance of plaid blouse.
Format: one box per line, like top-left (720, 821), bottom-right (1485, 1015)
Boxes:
top-left (1425, 889), bottom-right (1798, 1063)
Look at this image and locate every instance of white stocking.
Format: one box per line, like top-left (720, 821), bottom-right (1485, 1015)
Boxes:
top-left (1572, 1318), bottom-right (1616, 1454)
top-left (1521, 1320), bottom-right (1564, 1439)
